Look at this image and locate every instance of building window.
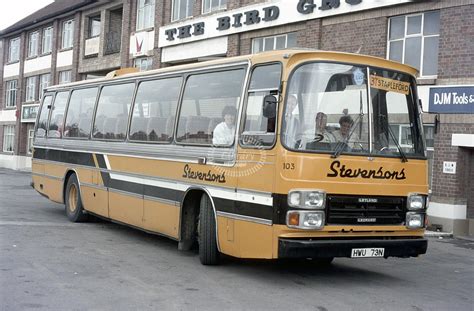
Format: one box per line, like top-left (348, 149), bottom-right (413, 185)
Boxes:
top-left (388, 11), bottom-right (440, 77)
top-left (28, 31), bottom-right (39, 58)
top-left (40, 74), bottom-right (51, 97)
top-left (42, 26), bottom-right (53, 54)
top-left (28, 129), bottom-right (35, 154)
top-left (59, 70), bottom-right (72, 84)
top-left (134, 57), bottom-right (153, 71)
top-left (252, 33), bottom-right (297, 54)
top-left (25, 77), bottom-right (37, 102)
top-left (423, 124), bottom-right (435, 150)
top-left (62, 19), bottom-right (74, 49)
top-left (5, 80), bottom-right (17, 108)
top-left (137, 0), bottom-right (155, 30)
top-left (8, 37), bottom-right (20, 62)
top-left (172, 0), bottom-right (193, 21)
top-left (203, 0), bottom-right (226, 14)
top-left (3, 125), bottom-right (15, 153)
top-left (89, 15), bottom-right (101, 37)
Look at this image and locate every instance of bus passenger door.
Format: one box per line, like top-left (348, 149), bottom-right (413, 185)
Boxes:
top-left (232, 63), bottom-right (281, 259)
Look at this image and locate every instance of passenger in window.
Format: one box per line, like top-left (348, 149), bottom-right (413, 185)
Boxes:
top-left (213, 106), bottom-right (237, 146)
top-left (283, 95), bottom-right (299, 148)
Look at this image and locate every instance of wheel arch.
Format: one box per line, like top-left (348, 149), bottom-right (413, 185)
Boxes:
top-left (62, 169), bottom-right (80, 204)
top-left (179, 186), bottom-right (220, 252)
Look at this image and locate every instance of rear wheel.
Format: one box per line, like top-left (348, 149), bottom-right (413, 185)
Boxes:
top-left (198, 194), bottom-right (219, 265)
top-left (65, 174), bottom-right (88, 222)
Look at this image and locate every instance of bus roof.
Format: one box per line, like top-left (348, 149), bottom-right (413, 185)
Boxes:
top-left (45, 49), bottom-right (418, 92)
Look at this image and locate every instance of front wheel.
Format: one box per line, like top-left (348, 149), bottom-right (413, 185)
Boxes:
top-left (65, 174), bottom-right (88, 223)
top-left (198, 194), bottom-right (219, 265)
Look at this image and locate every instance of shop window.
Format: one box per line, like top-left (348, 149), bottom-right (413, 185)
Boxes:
top-left (172, 0), bottom-right (193, 21)
top-left (137, 0), bottom-right (155, 30)
top-left (5, 80), bottom-right (17, 108)
top-left (28, 31), bottom-right (39, 58)
top-left (42, 26), bottom-right (53, 54)
top-left (203, 0), bottom-right (226, 14)
top-left (252, 33), bottom-right (297, 54)
top-left (388, 11), bottom-right (440, 77)
top-left (62, 19), bottom-right (74, 49)
top-left (134, 57), bottom-right (153, 71)
top-left (3, 125), bottom-right (15, 153)
top-left (8, 37), bottom-right (20, 62)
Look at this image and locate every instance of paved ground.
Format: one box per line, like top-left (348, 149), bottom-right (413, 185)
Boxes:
top-left (0, 168), bottom-right (473, 311)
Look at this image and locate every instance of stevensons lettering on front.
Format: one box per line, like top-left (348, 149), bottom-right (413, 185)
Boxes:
top-left (158, 0), bottom-right (415, 48)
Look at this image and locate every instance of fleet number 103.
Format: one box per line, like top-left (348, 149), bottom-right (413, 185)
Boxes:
top-left (283, 163), bottom-right (295, 170)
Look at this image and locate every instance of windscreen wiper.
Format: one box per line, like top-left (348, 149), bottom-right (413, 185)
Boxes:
top-left (331, 113), bottom-right (363, 159)
top-left (384, 116), bottom-right (408, 163)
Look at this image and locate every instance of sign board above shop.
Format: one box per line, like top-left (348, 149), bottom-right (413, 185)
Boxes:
top-left (158, 0), bottom-right (415, 48)
top-left (429, 86), bottom-right (474, 114)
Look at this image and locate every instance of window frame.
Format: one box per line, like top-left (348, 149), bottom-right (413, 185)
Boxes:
top-left (47, 91), bottom-right (71, 139)
top-left (202, 0), bottom-right (226, 14)
top-left (239, 62), bottom-right (282, 150)
top-left (172, 0), bottom-right (193, 22)
top-left (8, 37), bottom-right (20, 63)
top-left (42, 26), bottom-right (53, 54)
top-left (62, 19), bottom-right (74, 49)
top-left (59, 70), bottom-right (72, 84)
top-left (25, 76), bottom-right (37, 103)
top-left (27, 129), bottom-right (35, 155)
top-left (5, 80), bottom-right (18, 108)
top-left (387, 11), bottom-right (440, 78)
top-left (88, 15), bottom-right (101, 38)
top-left (2, 125), bottom-right (15, 153)
top-left (137, 0), bottom-right (155, 30)
top-left (28, 31), bottom-right (39, 58)
top-left (134, 57), bottom-right (153, 71)
top-left (35, 93), bottom-right (54, 138)
top-left (39, 74), bottom-right (51, 98)
top-left (251, 33), bottom-right (297, 54)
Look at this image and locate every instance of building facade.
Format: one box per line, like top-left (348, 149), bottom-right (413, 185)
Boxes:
top-left (1, 0), bottom-right (473, 235)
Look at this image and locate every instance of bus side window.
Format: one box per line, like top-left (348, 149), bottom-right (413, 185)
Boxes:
top-left (47, 91), bottom-right (70, 139)
top-left (240, 63), bottom-right (282, 148)
top-left (92, 83), bottom-right (135, 141)
top-left (176, 69), bottom-right (245, 146)
top-left (35, 95), bottom-right (53, 138)
top-left (129, 77), bottom-right (182, 143)
top-left (64, 87), bottom-right (98, 139)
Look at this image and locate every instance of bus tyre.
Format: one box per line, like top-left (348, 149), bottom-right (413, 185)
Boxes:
top-left (65, 174), bottom-right (88, 223)
top-left (198, 194), bottom-right (219, 265)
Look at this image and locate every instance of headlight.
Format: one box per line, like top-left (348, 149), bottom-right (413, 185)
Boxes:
top-left (407, 193), bottom-right (426, 210)
top-left (406, 212), bottom-right (424, 229)
top-left (287, 211), bottom-right (325, 230)
top-left (288, 189), bottom-right (326, 209)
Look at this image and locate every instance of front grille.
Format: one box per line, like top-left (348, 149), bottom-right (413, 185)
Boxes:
top-left (326, 195), bottom-right (406, 225)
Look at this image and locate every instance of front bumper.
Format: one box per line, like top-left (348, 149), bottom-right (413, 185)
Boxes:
top-left (279, 238), bottom-right (427, 259)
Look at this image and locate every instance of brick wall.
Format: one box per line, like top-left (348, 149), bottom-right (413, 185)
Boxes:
top-left (438, 5), bottom-right (474, 79)
top-left (468, 150), bottom-right (474, 218)
top-left (431, 120), bottom-right (474, 205)
top-left (320, 17), bottom-right (387, 57)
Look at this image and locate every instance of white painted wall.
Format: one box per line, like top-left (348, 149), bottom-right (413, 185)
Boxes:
top-left (3, 62), bottom-right (20, 78)
top-left (85, 37), bottom-right (100, 56)
top-left (0, 109), bottom-right (16, 122)
top-left (428, 202), bottom-right (467, 220)
top-left (452, 134), bottom-right (474, 147)
top-left (0, 154), bottom-right (32, 171)
top-left (130, 30), bottom-right (155, 57)
top-left (24, 55), bottom-right (52, 74)
top-left (161, 36), bottom-right (228, 63)
top-left (56, 50), bottom-right (73, 68)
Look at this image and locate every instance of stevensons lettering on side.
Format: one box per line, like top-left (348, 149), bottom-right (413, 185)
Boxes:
top-left (158, 0), bottom-right (415, 48)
